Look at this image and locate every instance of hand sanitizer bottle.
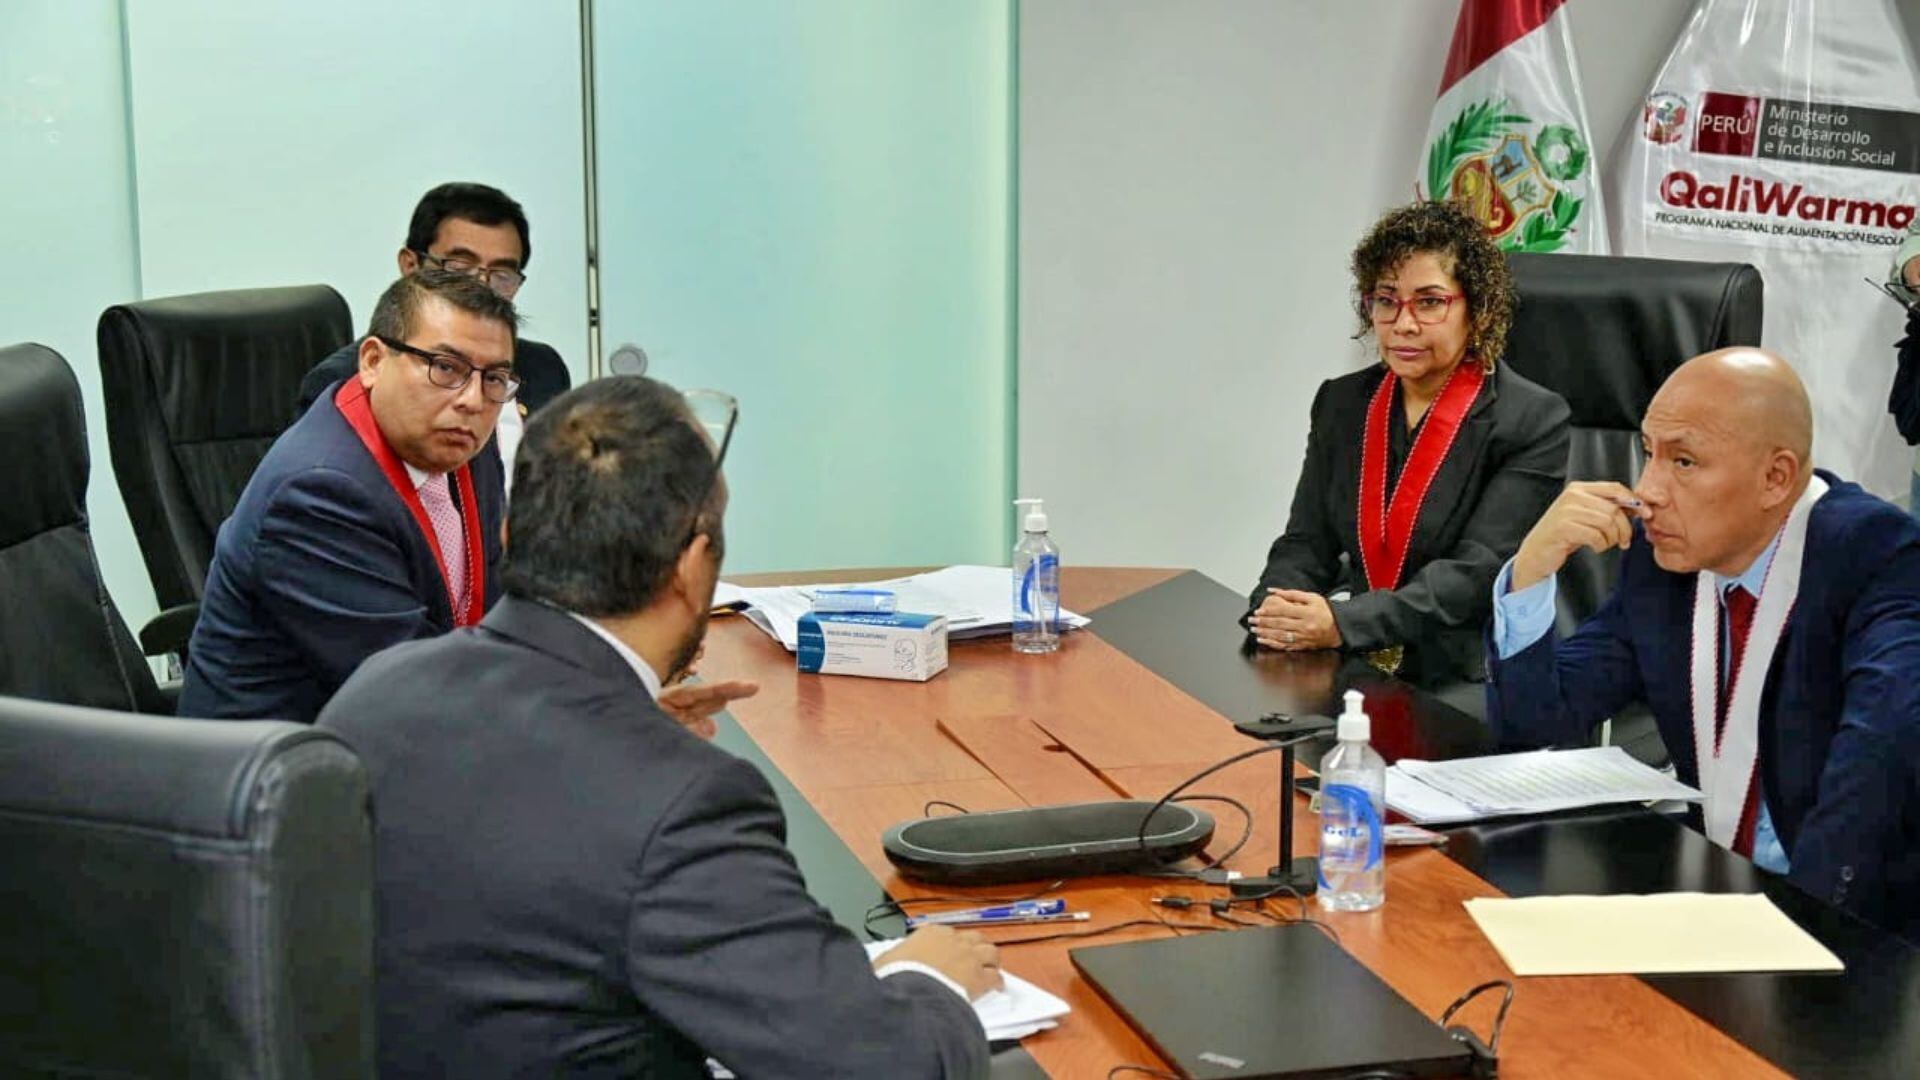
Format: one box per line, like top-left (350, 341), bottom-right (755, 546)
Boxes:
top-left (1318, 689), bottom-right (1386, 911)
top-left (1011, 498), bottom-right (1060, 654)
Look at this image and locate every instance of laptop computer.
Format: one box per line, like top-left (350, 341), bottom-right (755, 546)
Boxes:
top-left (1072, 924), bottom-right (1475, 1079)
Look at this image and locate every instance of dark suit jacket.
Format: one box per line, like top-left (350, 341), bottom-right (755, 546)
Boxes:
top-left (1889, 308), bottom-right (1920, 443)
top-left (1486, 473), bottom-right (1920, 940)
top-left (317, 596), bottom-right (989, 1078)
top-left (296, 335), bottom-right (573, 415)
top-left (1250, 363), bottom-right (1570, 679)
top-left (178, 391), bottom-right (505, 723)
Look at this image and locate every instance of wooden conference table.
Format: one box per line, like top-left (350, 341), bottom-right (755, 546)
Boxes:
top-left (706, 567), bottom-right (1919, 1079)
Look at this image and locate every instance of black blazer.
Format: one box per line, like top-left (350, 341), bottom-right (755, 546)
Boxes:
top-left (1250, 363), bottom-right (1570, 678)
top-left (179, 390), bottom-right (505, 723)
top-left (295, 335), bottom-right (573, 415)
top-left (1889, 309), bottom-right (1920, 443)
top-left (318, 596), bottom-right (989, 1079)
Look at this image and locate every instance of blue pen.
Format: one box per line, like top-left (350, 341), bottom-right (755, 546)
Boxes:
top-left (906, 898), bottom-right (1067, 928)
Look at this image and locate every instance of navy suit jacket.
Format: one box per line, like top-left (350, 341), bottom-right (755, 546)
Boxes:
top-left (1487, 472), bottom-right (1920, 939)
top-left (179, 391), bottom-right (505, 723)
top-left (318, 596), bottom-right (988, 1078)
top-left (1889, 308), bottom-right (1920, 443)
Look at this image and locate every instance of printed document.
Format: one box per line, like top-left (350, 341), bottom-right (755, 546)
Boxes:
top-left (1387, 746), bottom-right (1701, 823)
top-left (714, 565), bottom-right (1090, 651)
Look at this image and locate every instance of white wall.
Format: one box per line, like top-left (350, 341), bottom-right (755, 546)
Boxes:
top-left (1015, 0), bottom-right (1816, 590)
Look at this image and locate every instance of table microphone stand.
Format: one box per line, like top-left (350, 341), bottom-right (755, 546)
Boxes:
top-left (1228, 712), bottom-right (1337, 899)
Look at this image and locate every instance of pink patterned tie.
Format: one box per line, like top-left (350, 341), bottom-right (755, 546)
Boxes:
top-left (418, 472), bottom-right (468, 620)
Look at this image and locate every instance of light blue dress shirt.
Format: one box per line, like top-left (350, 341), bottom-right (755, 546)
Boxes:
top-left (1491, 538), bottom-right (1791, 874)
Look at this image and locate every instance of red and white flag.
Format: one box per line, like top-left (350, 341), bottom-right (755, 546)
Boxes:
top-left (1420, 0), bottom-right (1608, 254)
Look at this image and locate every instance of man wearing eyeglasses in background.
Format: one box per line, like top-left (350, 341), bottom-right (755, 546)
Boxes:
top-left (181, 270), bottom-right (518, 723)
top-left (295, 182), bottom-right (572, 479)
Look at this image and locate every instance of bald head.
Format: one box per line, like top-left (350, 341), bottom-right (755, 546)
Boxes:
top-left (1654, 347), bottom-right (1813, 465)
top-left (1635, 348), bottom-right (1815, 576)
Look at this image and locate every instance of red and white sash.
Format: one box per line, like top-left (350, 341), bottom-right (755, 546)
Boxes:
top-left (332, 378), bottom-right (487, 627)
top-left (1687, 475), bottom-right (1827, 849)
top-left (1357, 362), bottom-right (1486, 591)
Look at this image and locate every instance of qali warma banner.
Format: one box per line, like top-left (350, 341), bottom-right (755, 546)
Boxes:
top-left (1613, 0), bottom-right (1920, 497)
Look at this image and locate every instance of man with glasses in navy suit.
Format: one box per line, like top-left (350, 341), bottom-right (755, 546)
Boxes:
top-left (182, 270), bottom-right (517, 723)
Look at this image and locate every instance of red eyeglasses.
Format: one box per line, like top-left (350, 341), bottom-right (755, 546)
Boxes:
top-left (1363, 292), bottom-right (1464, 325)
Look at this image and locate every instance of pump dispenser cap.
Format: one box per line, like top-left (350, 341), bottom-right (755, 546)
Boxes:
top-left (1014, 497), bottom-right (1049, 533)
top-left (1338, 688), bottom-right (1370, 742)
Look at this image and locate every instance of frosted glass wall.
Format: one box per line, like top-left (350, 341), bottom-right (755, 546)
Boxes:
top-left (592, 1), bottom-right (1015, 573)
top-left (6, 2), bottom-right (1017, 634)
top-left (121, 0), bottom-right (590, 382)
top-left (0, 2), bottom-right (148, 629)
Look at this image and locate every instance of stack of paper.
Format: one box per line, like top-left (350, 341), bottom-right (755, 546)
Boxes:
top-left (1464, 893), bottom-right (1845, 976)
top-left (1385, 746), bottom-right (1702, 825)
top-left (865, 940), bottom-right (1072, 1041)
top-left (714, 565), bottom-right (1091, 652)
top-left (707, 943), bottom-right (1068, 1075)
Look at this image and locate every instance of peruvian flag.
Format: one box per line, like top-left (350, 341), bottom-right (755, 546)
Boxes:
top-left (1419, 0), bottom-right (1609, 254)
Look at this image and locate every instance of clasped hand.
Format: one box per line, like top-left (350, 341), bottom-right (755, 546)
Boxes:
top-left (1248, 589), bottom-right (1342, 651)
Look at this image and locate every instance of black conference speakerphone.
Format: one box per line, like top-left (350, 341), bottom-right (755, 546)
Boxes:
top-left (881, 800), bottom-right (1215, 885)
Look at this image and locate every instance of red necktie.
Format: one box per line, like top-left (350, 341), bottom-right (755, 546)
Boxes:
top-left (1720, 584), bottom-right (1761, 857)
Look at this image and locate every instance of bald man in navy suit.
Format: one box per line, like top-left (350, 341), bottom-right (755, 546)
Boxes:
top-left (1488, 349), bottom-right (1920, 941)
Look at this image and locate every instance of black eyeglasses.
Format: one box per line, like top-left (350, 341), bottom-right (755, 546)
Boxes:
top-left (681, 389), bottom-right (738, 550)
top-left (375, 335), bottom-right (522, 404)
top-left (412, 250), bottom-right (526, 298)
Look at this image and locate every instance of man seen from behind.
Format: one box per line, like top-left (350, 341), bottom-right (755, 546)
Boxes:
top-left (319, 375), bottom-right (997, 1077)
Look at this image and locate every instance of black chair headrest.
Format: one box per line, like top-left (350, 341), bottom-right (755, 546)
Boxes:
top-left (98, 283), bottom-right (353, 443)
top-left (0, 344), bottom-right (87, 549)
top-left (1504, 252), bottom-right (1764, 431)
top-left (0, 694), bottom-right (341, 839)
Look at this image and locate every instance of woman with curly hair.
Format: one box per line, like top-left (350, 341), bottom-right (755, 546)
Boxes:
top-left (1245, 199), bottom-right (1570, 681)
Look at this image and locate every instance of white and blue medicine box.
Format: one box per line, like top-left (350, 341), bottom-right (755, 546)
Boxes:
top-left (796, 610), bottom-right (949, 682)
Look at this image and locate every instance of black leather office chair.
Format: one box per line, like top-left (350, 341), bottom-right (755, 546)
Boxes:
top-left (1505, 253), bottom-right (1765, 628)
top-left (98, 285), bottom-right (353, 654)
top-left (1503, 252), bottom-right (1764, 762)
top-left (0, 695), bottom-right (375, 1077)
top-left (0, 343), bottom-right (169, 713)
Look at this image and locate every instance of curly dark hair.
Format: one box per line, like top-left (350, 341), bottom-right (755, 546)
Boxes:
top-left (1349, 199), bottom-right (1514, 368)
